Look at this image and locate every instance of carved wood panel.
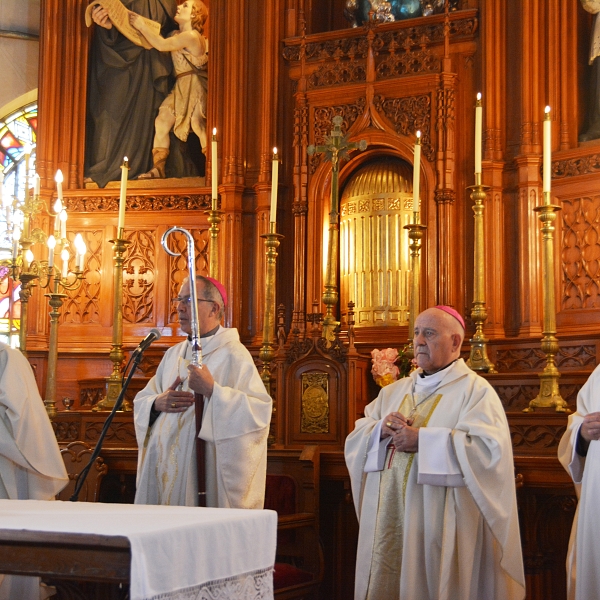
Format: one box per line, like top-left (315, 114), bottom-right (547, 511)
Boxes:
top-left (495, 345), bottom-right (596, 372)
top-left (561, 195), bottom-right (600, 310)
top-left (123, 229), bottom-right (155, 325)
top-left (64, 193), bottom-right (211, 213)
top-left (61, 229), bottom-right (104, 325)
top-left (373, 93), bottom-right (434, 161)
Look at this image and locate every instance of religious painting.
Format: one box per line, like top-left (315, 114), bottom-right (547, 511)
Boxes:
top-left (84, 0), bottom-right (208, 188)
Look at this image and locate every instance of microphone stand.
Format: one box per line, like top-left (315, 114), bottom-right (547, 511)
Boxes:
top-left (69, 349), bottom-right (145, 502)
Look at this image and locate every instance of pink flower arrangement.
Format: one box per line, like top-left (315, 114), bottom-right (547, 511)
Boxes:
top-left (371, 348), bottom-right (400, 387)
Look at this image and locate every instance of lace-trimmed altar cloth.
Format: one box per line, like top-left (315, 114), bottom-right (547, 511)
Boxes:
top-left (0, 500), bottom-right (277, 600)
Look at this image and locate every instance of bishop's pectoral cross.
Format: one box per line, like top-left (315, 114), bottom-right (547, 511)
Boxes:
top-left (307, 115), bottom-right (366, 346)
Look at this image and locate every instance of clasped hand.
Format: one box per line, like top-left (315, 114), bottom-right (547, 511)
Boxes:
top-left (581, 411), bottom-right (600, 442)
top-left (381, 411), bottom-right (419, 453)
top-left (153, 365), bottom-right (215, 413)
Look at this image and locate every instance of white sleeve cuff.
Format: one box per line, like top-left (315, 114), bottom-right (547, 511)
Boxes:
top-left (417, 426), bottom-right (465, 487)
top-left (364, 420), bottom-right (392, 473)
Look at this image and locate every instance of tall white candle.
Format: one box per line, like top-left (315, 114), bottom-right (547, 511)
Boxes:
top-left (211, 128), bottom-right (218, 211)
top-left (74, 233), bottom-right (86, 271)
top-left (79, 243), bottom-right (86, 271)
top-left (60, 209), bottom-right (67, 240)
top-left (34, 173), bottom-right (40, 198)
top-left (61, 248), bottom-right (69, 279)
top-left (47, 235), bottom-right (56, 269)
top-left (53, 199), bottom-right (62, 233)
top-left (12, 227), bottom-right (20, 260)
top-left (118, 158), bottom-right (129, 234)
top-left (413, 132), bottom-right (421, 216)
top-left (475, 93), bottom-right (482, 175)
top-left (25, 249), bottom-right (34, 270)
top-left (543, 106), bottom-right (552, 198)
top-left (55, 170), bottom-right (63, 201)
top-left (270, 148), bottom-right (279, 223)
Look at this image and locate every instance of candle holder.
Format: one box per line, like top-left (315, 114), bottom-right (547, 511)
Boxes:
top-left (205, 206), bottom-right (223, 280)
top-left (403, 218), bottom-right (427, 360)
top-left (525, 194), bottom-right (570, 412)
top-left (307, 115), bottom-right (366, 347)
top-left (1, 188), bottom-right (50, 354)
top-left (43, 267), bottom-right (85, 417)
top-left (94, 235), bottom-right (132, 412)
top-left (259, 222), bottom-right (284, 399)
top-left (466, 177), bottom-right (496, 373)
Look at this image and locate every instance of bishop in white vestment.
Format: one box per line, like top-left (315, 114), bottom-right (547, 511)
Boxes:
top-left (345, 307), bottom-right (525, 600)
top-left (134, 276), bottom-right (272, 508)
top-left (558, 362), bottom-right (600, 600)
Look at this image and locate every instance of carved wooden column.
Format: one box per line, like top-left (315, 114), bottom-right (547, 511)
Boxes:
top-left (434, 40), bottom-right (457, 307)
top-left (290, 43), bottom-right (309, 334)
top-left (219, 0), bottom-right (247, 329)
top-left (510, 0), bottom-right (545, 337)
top-left (480, 0), bottom-right (507, 338)
top-left (251, 0), bottom-right (281, 344)
top-left (38, 0), bottom-right (89, 191)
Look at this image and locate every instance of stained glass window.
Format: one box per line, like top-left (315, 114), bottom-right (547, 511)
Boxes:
top-left (0, 102), bottom-right (37, 346)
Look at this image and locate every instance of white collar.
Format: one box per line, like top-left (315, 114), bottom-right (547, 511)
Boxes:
top-left (414, 360), bottom-right (458, 392)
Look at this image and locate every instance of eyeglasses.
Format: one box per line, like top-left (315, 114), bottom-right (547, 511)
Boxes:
top-left (172, 296), bottom-right (216, 307)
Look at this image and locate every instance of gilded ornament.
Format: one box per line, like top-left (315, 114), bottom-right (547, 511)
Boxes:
top-left (301, 373), bottom-right (330, 434)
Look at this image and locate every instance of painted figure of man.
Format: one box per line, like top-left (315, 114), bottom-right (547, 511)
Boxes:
top-left (345, 306), bottom-right (525, 600)
top-left (133, 276), bottom-right (272, 508)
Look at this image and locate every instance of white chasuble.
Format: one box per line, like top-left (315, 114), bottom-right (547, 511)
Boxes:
top-left (0, 342), bottom-right (68, 600)
top-left (558, 362), bottom-right (600, 600)
top-left (134, 327), bottom-right (272, 508)
top-left (345, 359), bottom-right (525, 600)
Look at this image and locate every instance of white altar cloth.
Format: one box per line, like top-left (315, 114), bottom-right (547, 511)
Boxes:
top-left (0, 499), bottom-right (277, 600)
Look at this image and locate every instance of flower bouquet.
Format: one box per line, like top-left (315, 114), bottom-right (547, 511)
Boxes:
top-left (371, 345), bottom-right (415, 387)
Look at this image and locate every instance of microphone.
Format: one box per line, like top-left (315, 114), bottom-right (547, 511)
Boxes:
top-left (133, 328), bottom-right (162, 356)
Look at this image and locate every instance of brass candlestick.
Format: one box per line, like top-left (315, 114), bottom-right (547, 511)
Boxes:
top-left (308, 116), bottom-right (366, 347)
top-left (525, 193), bottom-right (569, 412)
top-left (466, 175), bottom-right (496, 373)
top-left (206, 207), bottom-right (223, 279)
top-left (3, 188), bottom-right (47, 354)
top-left (44, 267), bottom-right (84, 417)
top-left (95, 236), bottom-right (131, 412)
top-left (403, 217), bottom-right (427, 359)
top-left (259, 222), bottom-right (284, 398)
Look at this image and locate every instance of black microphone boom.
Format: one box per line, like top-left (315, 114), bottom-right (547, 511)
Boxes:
top-left (133, 328), bottom-right (162, 356)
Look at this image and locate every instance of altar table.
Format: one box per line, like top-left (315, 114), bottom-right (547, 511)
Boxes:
top-left (0, 499), bottom-right (277, 600)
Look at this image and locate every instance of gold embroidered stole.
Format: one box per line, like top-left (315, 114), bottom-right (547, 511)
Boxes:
top-left (365, 391), bottom-right (443, 600)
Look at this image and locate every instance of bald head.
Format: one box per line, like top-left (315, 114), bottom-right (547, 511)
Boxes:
top-left (413, 307), bottom-right (464, 374)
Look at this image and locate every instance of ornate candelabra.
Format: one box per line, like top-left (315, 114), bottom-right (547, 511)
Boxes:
top-left (94, 233), bottom-right (132, 411)
top-left (525, 192), bottom-right (570, 412)
top-left (259, 222), bottom-right (284, 398)
top-left (403, 218), bottom-right (427, 359)
top-left (307, 116), bottom-right (366, 347)
top-left (466, 174), bottom-right (496, 373)
top-left (1, 175), bottom-right (47, 354)
top-left (44, 267), bottom-right (84, 417)
top-left (206, 206), bottom-right (222, 279)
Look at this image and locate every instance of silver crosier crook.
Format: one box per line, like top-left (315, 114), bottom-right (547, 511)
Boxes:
top-left (161, 226), bottom-right (202, 368)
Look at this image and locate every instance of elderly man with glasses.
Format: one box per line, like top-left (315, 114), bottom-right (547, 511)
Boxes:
top-left (133, 275), bottom-right (272, 508)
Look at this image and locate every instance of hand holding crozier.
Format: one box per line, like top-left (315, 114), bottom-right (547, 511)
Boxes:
top-left (85, 0), bottom-right (161, 49)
